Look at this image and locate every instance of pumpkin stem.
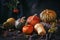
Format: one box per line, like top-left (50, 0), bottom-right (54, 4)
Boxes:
top-left (22, 17), bottom-right (25, 19)
top-left (20, 16), bottom-right (26, 23)
top-left (33, 14), bottom-right (37, 16)
top-left (25, 22), bottom-right (28, 26)
top-left (32, 14), bottom-right (37, 19)
top-left (30, 14), bottom-right (37, 21)
top-left (21, 17), bottom-right (26, 20)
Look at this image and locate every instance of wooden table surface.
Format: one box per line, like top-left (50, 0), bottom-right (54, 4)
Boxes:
top-left (0, 24), bottom-right (60, 40)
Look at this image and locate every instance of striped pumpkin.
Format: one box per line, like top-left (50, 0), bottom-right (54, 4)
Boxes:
top-left (40, 9), bottom-right (57, 22)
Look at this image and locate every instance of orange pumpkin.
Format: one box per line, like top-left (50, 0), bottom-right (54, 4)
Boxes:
top-left (40, 9), bottom-right (57, 22)
top-left (34, 23), bottom-right (46, 36)
top-left (27, 14), bottom-right (40, 26)
top-left (22, 24), bottom-right (33, 35)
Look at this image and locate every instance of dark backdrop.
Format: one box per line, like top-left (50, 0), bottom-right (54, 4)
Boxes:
top-left (0, 0), bottom-right (60, 24)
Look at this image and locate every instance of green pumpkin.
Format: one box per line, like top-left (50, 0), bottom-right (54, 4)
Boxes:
top-left (16, 21), bottom-right (26, 30)
top-left (3, 22), bottom-right (14, 30)
top-left (15, 17), bottom-right (26, 31)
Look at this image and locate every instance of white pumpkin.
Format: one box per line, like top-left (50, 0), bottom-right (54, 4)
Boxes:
top-left (15, 18), bottom-right (20, 27)
top-left (15, 17), bottom-right (26, 29)
top-left (34, 23), bottom-right (46, 36)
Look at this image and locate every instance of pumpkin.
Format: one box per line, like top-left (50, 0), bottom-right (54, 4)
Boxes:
top-left (34, 23), bottom-right (46, 36)
top-left (6, 18), bottom-right (15, 25)
top-left (3, 22), bottom-right (14, 30)
top-left (27, 14), bottom-right (40, 26)
top-left (40, 9), bottom-right (57, 22)
top-left (15, 18), bottom-right (20, 27)
top-left (15, 17), bottom-right (26, 31)
top-left (22, 24), bottom-right (33, 35)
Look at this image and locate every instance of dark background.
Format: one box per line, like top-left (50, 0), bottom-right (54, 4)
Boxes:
top-left (0, 0), bottom-right (60, 40)
top-left (0, 0), bottom-right (60, 24)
